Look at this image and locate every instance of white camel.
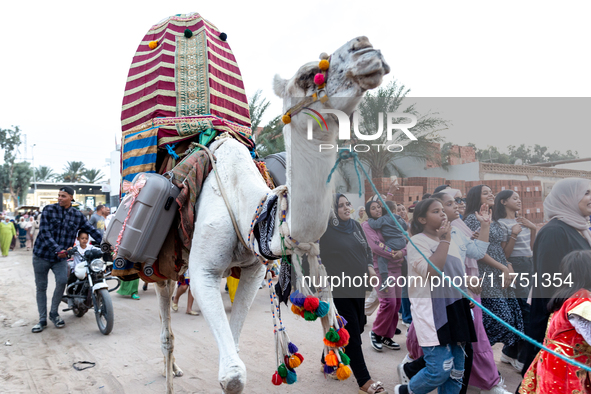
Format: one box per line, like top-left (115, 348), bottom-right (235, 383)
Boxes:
top-left (153, 36), bottom-right (390, 393)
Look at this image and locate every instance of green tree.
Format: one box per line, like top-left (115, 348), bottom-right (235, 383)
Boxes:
top-left (0, 126), bottom-right (33, 207)
top-left (354, 80), bottom-right (449, 178)
top-left (11, 162), bottom-right (34, 203)
top-left (248, 90), bottom-right (271, 133)
top-left (255, 115), bottom-right (285, 157)
top-left (60, 161), bottom-right (86, 182)
top-left (468, 143), bottom-right (579, 164)
top-left (35, 165), bottom-right (57, 182)
top-left (82, 168), bottom-right (105, 183)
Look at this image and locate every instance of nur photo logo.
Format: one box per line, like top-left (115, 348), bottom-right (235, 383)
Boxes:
top-left (304, 108), bottom-right (418, 152)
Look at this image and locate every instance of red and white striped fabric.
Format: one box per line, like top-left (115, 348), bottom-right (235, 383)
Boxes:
top-left (121, 13), bottom-right (251, 139)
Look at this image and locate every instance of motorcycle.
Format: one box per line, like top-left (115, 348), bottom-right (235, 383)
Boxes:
top-left (61, 247), bottom-right (120, 335)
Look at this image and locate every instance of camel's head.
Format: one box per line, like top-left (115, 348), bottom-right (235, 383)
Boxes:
top-left (273, 36), bottom-right (390, 114)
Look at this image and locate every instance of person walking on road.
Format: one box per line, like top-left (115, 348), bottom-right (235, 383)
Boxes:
top-left (32, 186), bottom-right (102, 333)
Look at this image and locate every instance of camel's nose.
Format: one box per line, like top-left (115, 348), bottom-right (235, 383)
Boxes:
top-left (351, 36), bottom-right (373, 51)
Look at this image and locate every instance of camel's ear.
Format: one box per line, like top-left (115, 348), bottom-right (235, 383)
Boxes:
top-left (273, 74), bottom-right (287, 98)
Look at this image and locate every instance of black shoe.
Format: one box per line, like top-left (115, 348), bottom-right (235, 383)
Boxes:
top-left (395, 328), bottom-right (402, 335)
top-left (394, 384), bottom-right (409, 394)
top-left (31, 321), bottom-right (47, 333)
top-left (143, 282), bottom-right (148, 291)
top-left (49, 314), bottom-right (65, 328)
top-left (382, 337), bottom-right (401, 350)
top-left (369, 331), bottom-right (383, 351)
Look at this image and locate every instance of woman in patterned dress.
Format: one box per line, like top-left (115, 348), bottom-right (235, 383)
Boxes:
top-left (520, 250), bottom-right (591, 393)
top-left (463, 185), bottom-right (524, 371)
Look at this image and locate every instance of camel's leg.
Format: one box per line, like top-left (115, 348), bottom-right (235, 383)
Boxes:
top-left (191, 258), bottom-right (246, 394)
top-left (229, 260), bottom-right (266, 352)
top-left (154, 279), bottom-right (183, 394)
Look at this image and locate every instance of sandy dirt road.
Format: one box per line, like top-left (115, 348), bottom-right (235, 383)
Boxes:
top-left (0, 248), bottom-right (522, 393)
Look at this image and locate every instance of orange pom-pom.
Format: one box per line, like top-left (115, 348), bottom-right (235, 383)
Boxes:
top-left (323, 338), bottom-right (338, 347)
top-left (336, 363), bottom-right (351, 380)
top-left (319, 59), bottom-right (330, 70)
top-left (288, 355), bottom-right (301, 369)
top-left (325, 350), bottom-right (338, 367)
top-left (148, 41), bottom-right (158, 49)
top-left (291, 304), bottom-right (302, 315)
top-left (282, 114), bottom-right (291, 124)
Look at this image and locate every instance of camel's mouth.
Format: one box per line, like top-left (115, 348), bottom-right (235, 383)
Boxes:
top-left (349, 49), bottom-right (390, 89)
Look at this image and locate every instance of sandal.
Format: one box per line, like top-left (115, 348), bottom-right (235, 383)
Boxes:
top-left (31, 321), bottom-right (47, 333)
top-left (359, 381), bottom-right (388, 394)
top-left (172, 302), bottom-right (178, 312)
top-left (49, 314), bottom-right (65, 329)
top-left (186, 310), bottom-right (199, 316)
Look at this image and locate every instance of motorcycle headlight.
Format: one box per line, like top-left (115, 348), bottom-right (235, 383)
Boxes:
top-left (90, 259), bottom-right (106, 273)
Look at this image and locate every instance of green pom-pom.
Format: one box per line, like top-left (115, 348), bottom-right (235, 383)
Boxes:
top-left (184, 29), bottom-right (193, 38)
top-left (325, 327), bottom-right (340, 342)
top-left (286, 369), bottom-right (297, 384)
top-left (339, 350), bottom-right (350, 366)
top-left (304, 310), bottom-right (317, 321)
top-left (277, 363), bottom-right (288, 378)
top-left (315, 301), bottom-right (329, 318)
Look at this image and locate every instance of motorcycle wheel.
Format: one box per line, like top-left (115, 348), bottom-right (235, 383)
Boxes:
top-left (95, 288), bottom-right (114, 335)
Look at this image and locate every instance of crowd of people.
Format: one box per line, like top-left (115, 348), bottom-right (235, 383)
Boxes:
top-left (322, 177), bottom-right (591, 394)
top-left (2, 175), bottom-right (590, 393)
top-left (0, 211), bottom-right (40, 256)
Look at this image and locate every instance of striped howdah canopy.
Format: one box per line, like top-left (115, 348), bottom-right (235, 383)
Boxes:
top-left (120, 12), bottom-right (252, 185)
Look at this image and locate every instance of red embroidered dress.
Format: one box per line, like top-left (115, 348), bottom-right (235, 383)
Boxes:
top-left (521, 289), bottom-right (591, 393)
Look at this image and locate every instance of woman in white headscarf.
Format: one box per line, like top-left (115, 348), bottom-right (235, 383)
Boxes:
top-left (520, 178), bottom-right (591, 376)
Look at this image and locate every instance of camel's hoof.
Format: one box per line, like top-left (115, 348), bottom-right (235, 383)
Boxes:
top-left (219, 364), bottom-right (246, 394)
top-left (162, 367), bottom-right (184, 378)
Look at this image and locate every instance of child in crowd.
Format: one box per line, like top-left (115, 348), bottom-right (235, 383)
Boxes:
top-left (368, 200), bottom-right (408, 291)
top-left (520, 250), bottom-right (591, 393)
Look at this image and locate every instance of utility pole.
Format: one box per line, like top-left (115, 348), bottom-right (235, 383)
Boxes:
top-left (31, 144), bottom-right (36, 205)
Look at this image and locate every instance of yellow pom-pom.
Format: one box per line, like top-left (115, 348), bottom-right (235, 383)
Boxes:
top-left (291, 304), bottom-right (302, 315)
top-left (336, 363), bottom-right (351, 380)
top-left (148, 41), bottom-right (158, 49)
top-left (288, 355), bottom-right (301, 369)
top-left (282, 114), bottom-right (291, 124)
top-left (319, 59), bottom-right (330, 71)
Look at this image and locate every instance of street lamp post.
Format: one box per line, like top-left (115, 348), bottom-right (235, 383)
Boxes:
top-left (31, 144), bottom-right (36, 205)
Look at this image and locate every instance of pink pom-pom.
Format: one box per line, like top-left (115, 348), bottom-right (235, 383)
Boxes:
top-left (314, 73), bottom-right (325, 85)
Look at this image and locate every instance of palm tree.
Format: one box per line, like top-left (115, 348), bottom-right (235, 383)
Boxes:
top-left (255, 115), bottom-right (285, 157)
top-left (60, 161), bottom-right (86, 182)
top-left (248, 90), bottom-right (271, 132)
top-left (82, 168), bottom-right (105, 184)
top-left (35, 166), bottom-right (57, 182)
top-left (354, 80), bottom-right (449, 179)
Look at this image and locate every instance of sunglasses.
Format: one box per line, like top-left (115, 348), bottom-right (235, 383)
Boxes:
top-left (455, 198), bottom-right (466, 204)
top-left (338, 202), bottom-right (352, 208)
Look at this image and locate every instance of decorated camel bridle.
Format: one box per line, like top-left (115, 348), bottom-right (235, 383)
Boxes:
top-left (281, 53), bottom-right (331, 125)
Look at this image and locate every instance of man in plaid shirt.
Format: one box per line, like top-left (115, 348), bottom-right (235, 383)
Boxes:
top-left (32, 186), bottom-right (102, 333)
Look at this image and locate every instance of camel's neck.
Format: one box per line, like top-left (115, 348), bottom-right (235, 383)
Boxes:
top-left (284, 115), bottom-right (340, 243)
